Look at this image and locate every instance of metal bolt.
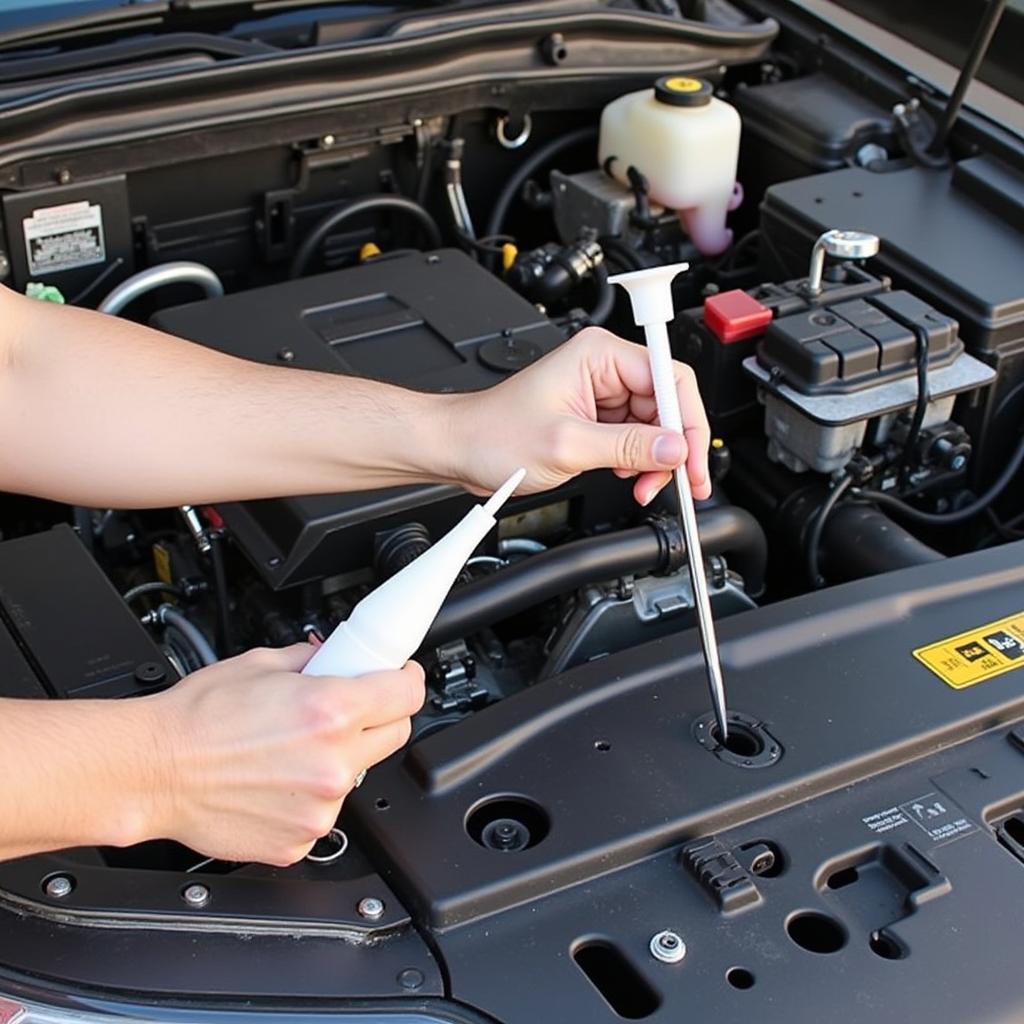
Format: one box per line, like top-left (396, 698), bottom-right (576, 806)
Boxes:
top-left (57, 168), bottom-right (72, 185)
top-left (358, 896), bottom-right (385, 920)
top-left (320, 134), bottom-right (336, 149)
top-left (277, 347), bottom-right (295, 363)
top-left (45, 875), bottom-right (73, 899)
top-left (649, 929), bottom-right (686, 964)
top-left (0, 252), bottom-right (9, 280)
top-left (855, 142), bottom-right (888, 167)
top-left (182, 883), bottom-right (210, 907)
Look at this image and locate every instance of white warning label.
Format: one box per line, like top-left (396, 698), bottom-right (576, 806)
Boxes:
top-left (898, 793), bottom-right (979, 844)
top-left (23, 201), bottom-right (105, 275)
top-left (862, 792), bottom-right (978, 846)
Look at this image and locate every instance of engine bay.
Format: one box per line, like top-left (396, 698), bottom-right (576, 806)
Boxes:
top-left (1, 0), bottom-right (1024, 1020)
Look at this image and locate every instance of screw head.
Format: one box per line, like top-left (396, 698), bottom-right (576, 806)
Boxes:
top-left (650, 929), bottom-right (686, 964)
top-left (321, 134), bottom-right (336, 149)
top-left (45, 875), bottom-right (73, 899)
top-left (0, 252), bottom-right (9, 280)
top-left (358, 896), bottom-right (385, 920)
top-left (182, 883), bottom-right (210, 907)
top-left (277, 347), bottom-right (296, 363)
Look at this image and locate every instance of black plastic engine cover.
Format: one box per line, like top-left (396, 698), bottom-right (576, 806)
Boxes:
top-left (341, 542), bottom-right (1024, 1022)
top-left (4, 542), bottom-right (1024, 1019)
top-left (152, 249), bottom-right (635, 588)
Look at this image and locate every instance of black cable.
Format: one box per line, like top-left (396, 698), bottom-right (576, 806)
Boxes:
top-left (855, 430), bottom-right (1024, 526)
top-left (208, 533), bottom-right (235, 657)
top-left (900, 323), bottom-right (931, 483)
top-left (928, 0), bottom-right (1009, 157)
top-left (456, 232), bottom-right (516, 257)
top-left (806, 474), bottom-right (854, 588)
top-left (289, 195), bottom-right (443, 279)
top-left (599, 236), bottom-right (645, 272)
top-left (483, 126), bottom-right (598, 242)
top-left (67, 257), bottom-right (125, 306)
top-left (714, 229), bottom-right (760, 272)
top-left (985, 507), bottom-right (1024, 542)
top-left (587, 263), bottom-right (615, 326)
top-left (894, 111), bottom-right (951, 170)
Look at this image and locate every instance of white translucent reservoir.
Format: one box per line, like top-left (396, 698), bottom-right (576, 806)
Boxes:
top-left (599, 76), bottom-right (742, 256)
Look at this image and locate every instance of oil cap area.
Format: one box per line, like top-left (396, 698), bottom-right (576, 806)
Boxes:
top-left (692, 710), bottom-right (782, 768)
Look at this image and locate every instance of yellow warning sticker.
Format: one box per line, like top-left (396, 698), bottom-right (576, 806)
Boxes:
top-left (914, 611), bottom-right (1024, 689)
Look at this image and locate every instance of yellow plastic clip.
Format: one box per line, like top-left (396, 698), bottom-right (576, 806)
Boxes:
top-left (501, 242), bottom-right (519, 273)
top-left (359, 242), bottom-right (382, 262)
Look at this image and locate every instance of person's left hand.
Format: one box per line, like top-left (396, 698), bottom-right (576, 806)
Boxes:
top-left (443, 326), bottom-right (711, 506)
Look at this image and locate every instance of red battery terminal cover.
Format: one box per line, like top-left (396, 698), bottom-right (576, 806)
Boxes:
top-left (703, 289), bottom-right (773, 343)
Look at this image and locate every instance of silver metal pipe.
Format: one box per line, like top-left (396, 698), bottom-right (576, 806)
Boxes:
top-left (98, 261), bottom-right (224, 315)
top-left (807, 229), bottom-right (880, 296)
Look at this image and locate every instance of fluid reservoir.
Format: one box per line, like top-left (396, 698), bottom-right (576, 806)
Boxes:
top-left (599, 76), bottom-right (742, 256)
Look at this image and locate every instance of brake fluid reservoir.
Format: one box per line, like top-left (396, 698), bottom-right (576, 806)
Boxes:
top-left (599, 76), bottom-right (741, 256)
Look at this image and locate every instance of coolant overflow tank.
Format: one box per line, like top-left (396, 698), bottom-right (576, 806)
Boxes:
top-left (599, 76), bottom-right (741, 256)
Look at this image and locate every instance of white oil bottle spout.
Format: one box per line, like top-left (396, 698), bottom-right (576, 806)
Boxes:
top-left (303, 468), bottom-right (526, 678)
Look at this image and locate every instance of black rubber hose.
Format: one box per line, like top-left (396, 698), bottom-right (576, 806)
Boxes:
top-left (855, 430), bottom-right (1024, 526)
top-left (425, 505), bottom-right (767, 646)
top-left (820, 503), bottom-right (943, 582)
top-left (805, 473), bottom-right (854, 588)
top-left (209, 533), bottom-right (235, 657)
top-left (483, 126), bottom-right (598, 242)
top-left (587, 263), bottom-right (615, 326)
top-left (289, 195), bottom-right (443, 278)
top-left (122, 580), bottom-right (183, 604)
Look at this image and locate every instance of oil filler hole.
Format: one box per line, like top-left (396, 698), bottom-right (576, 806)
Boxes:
top-left (709, 722), bottom-right (763, 757)
top-left (786, 912), bottom-right (847, 954)
top-left (692, 711), bottom-right (782, 768)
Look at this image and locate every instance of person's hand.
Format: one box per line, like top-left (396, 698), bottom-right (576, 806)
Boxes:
top-left (445, 326), bottom-right (711, 506)
top-left (143, 645), bottom-right (424, 866)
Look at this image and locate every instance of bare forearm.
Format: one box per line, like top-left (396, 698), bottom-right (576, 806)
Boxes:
top-left (0, 696), bottom-right (165, 860)
top-left (0, 287), bottom-right (454, 507)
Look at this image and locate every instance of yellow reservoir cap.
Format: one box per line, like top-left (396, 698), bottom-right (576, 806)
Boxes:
top-left (663, 77), bottom-right (703, 92)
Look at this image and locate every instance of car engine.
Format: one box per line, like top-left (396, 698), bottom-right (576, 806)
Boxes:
top-left (1, 0), bottom-right (1024, 1020)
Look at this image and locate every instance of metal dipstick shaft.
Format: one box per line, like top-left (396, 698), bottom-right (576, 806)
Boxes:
top-left (643, 320), bottom-right (730, 742)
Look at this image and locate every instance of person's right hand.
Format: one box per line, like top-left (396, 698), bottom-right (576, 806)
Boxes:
top-left (144, 644), bottom-right (424, 866)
